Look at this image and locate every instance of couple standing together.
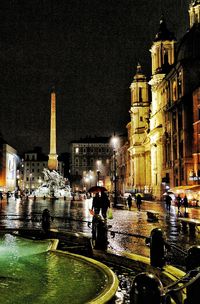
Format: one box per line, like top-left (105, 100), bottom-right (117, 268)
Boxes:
top-left (92, 191), bottom-right (110, 219)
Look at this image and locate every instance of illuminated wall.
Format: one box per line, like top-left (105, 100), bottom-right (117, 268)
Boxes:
top-left (0, 144), bottom-right (17, 191)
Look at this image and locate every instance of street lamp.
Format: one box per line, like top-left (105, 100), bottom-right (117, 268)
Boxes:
top-left (89, 171), bottom-right (93, 188)
top-left (111, 134), bottom-right (119, 207)
top-left (16, 170), bottom-right (20, 190)
top-left (84, 171), bottom-right (93, 191)
top-left (29, 173), bottom-right (32, 194)
top-left (96, 160), bottom-right (101, 186)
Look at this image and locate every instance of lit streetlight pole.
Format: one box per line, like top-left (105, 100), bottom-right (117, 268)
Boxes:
top-left (96, 160), bottom-right (101, 186)
top-left (111, 135), bottom-right (119, 208)
top-left (16, 170), bottom-right (20, 190)
top-left (29, 173), bottom-right (32, 194)
top-left (89, 171), bottom-right (93, 188)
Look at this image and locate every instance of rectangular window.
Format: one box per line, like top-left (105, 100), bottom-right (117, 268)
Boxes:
top-left (139, 87), bottom-right (142, 102)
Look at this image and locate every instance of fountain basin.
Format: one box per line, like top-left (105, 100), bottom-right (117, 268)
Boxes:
top-left (0, 233), bottom-right (118, 304)
top-left (93, 249), bottom-right (187, 303)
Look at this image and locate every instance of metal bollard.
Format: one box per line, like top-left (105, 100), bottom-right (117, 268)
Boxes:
top-left (42, 208), bottom-right (51, 232)
top-left (185, 246), bottom-right (200, 304)
top-left (150, 228), bottom-right (165, 268)
top-left (130, 272), bottom-right (165, 304)
top-left (92, 215), bottom-right (108, 250)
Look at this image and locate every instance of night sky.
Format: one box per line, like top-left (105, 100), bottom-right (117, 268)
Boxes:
top-left (0, 0), bottom-right (189, 154)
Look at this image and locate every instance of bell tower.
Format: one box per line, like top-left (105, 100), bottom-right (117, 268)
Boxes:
top-left (129, 63), bottom-right (150, 140)
top-left (48, 88), bottom-right (58, 171)
top-left (129, 63), bottom-right (151, 191)
top-left (150, 15), bottom-right (176, 76)
top-left (189, 0), bottom-right (200, 27)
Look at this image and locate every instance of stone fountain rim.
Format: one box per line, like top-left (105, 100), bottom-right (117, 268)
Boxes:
top-left (48, 238), bottom-right (119, 304)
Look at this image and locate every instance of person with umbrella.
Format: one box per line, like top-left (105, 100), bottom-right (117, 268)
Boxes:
top-left (100, 191), bottom-right (110, 219)
top-left (91, 192), bottom-right (101, 215)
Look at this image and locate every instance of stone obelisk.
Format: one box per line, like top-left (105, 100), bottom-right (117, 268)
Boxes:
top-left (48, 88), bottom-right (58, 171)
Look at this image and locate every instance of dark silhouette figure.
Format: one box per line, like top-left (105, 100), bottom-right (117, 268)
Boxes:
top-left (92, 214), bottom-right (108, 250)
top-left (127, 194), bottom-right (132, 210)
top-left (165, 194), bottom-right (172, 211)
top-left (42, 209), bottom-right (51, 232)
top-left (100, 191), bottom-right (110, 219)
top-left (176, 194), bottom-right (182, 214)
top-left (92, 192), bottom-right (101, 215)
top-left (6, 191), bottom-right (10, 203)
top-left (136, 194), bottom-right (142, 211)
top-left (0, 191), bottom-right (3, 201)
top-left (183, 195), bottom-right (188, 214)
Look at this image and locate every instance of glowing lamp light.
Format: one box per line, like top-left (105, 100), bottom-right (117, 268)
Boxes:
top-left (111, 136), bottom-right (119, 150)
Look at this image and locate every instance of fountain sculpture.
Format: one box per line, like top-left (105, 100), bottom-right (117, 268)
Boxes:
top-left (33, 168), bottom-right (72, 199)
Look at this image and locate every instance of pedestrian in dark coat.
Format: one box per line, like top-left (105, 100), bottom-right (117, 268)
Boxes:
top-left (183, 195), bottom-right (188, 213)
top-left (136, 194), bottom-right (142, 211)
top-left (92, 192), bottom-right (101, 215)
top-left (176, 194), bottom-right (182, 213)
top-left (127, 194), bottom-right (132, 210)
top-left (100, 191), bottom-right (110, 219)
top-left (165, 194), bottom-right (172, 211)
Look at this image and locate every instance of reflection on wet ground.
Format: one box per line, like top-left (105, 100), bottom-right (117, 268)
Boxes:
top-left (0, 197), bottom-right (199, 259)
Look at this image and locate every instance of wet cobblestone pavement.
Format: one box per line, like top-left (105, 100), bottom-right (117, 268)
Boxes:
top-left (0, 197), bottom-right (200, 303)
top-left (0, 197), bottom-right (199, 262)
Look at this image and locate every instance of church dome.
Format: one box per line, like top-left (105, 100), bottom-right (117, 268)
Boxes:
top-left (177, 23), bottom-right (200, 62)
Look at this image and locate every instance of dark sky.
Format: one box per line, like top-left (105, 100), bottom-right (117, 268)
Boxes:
top-left (0, 0), bottom-right (189, 154)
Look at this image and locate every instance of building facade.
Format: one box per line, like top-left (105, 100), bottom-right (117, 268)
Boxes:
top-left (0, 138), bottom-right (18, 192)
top-left (192, 87), bottom-right (200, 181)
top-left (70, 137), bottom-right (113, 192)
top-left (128, 1), bottom-right (200, 199)
top-left (127, 63), bottom-right (151, 195)
top-left (18, 147), bottom-right (64, 193)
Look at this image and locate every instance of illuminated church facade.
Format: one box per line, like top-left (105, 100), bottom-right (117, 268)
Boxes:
top-left (127, 0), bottom-right (200, 199)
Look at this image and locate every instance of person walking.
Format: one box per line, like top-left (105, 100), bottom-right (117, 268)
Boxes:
top-left (100, 191), bottom-right (110, 219)
top-left (136, 194), bottom-right (142, 211)
top-left (183, 195), bottom-right (188, 215)
top-left (6, 191), bottom-right (10, 203)
top-left (127, 194), bottom-right (132, 210)
top-left (176, 194), bottom-right (182, 214)
top-left (92, 192), bottom-right (101, 215)
top-left (165, 194), bottom-right (172, 212)
top-left (0, 191), bottom-right (3, 208)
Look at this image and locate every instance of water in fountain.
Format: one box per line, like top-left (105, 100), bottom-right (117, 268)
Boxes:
top-left (32, 168), bottom-right (72, 199)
